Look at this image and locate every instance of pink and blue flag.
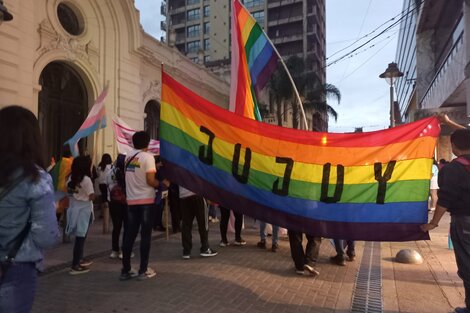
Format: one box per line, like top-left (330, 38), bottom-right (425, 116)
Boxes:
top-left (65, 86), bottom-right (108, 157)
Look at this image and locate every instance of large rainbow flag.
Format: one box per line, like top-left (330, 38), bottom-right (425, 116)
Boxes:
top-left (229, 0), bottom-right (278, 120)
top-left (161, 72), bottom-right (439, 241)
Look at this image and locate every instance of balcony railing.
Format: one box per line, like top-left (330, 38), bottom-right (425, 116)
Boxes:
top-left (419, 31), bottom-right (464, 109)
top-left (160, 21), bottom-right (167, 31)
top-left (160, 3), bottom-right (167, 16)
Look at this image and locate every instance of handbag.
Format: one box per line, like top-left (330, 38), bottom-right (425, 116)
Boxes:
top-left (0, 174), bottom-right (31, 283)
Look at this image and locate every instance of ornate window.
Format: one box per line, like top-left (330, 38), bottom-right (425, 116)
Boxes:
top-left (57, 3), bottom-right (84, 36)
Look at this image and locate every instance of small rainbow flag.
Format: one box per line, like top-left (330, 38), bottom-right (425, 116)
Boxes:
top-left (161, 72), bottom-right (439, 241)
top-left (64, 86), bottom-right (108, 157)
top-left (229, 0), bottom-right (278, 121)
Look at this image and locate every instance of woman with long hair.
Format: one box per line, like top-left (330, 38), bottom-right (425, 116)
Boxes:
top-left (97, 153), bottom-right (112, 205)
top-left (0, 106), bottom-right (59, 313)
top-left (66, 156), bottom-right (95, 274)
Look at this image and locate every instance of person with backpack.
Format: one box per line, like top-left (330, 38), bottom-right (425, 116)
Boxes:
top-left (106, 154), bottom-right (128, 259)
top-left (421, 129), bottom-right (470, 313)
top-left (0, 106), bottom-right (60, 313)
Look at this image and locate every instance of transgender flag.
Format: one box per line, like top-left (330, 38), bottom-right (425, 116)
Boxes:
top-left (65, 86), bottom-right (108, 157)
top-left (229, 0), bottom-right (279, 121)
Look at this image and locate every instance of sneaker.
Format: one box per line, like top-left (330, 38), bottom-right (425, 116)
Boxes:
top-left (295, 269), bottom-right (305, 275)
top-left (182, 254), bottom-right (191, 259)
top-left (119, 270), bottom-right (138, 281)
top-left (110, 251), bottom-right (120, 259)
top-left (330, 255), bottom-right (346, 266)
top-left (271, 243), bottom-right (279, 252)
top-left (219, 241), bottom-right (229, 247)
top-left (200, 248), bottom-right (218, 257)
top-left (233, 239), bottom-right (247, 246)
top-left (137, 267), bottom-right (156, 280)
top-left (303, 264), bottom-right (320, 277)
top-left (70, 266), bottom-right (90, 275)
top-left (211, 217), bottom-right (219, 223)
top-left (257, 240), bottom-right (266, 249)
top-left (79, 259), bottom-right (93, 267)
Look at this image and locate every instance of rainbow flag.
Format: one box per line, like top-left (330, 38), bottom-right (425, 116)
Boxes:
top-left (64, 86), bottom-right (108, 157)
top-left (161, 72), bottom-right (440, 241)
top-left (229, 0), bottom-right (279, 121)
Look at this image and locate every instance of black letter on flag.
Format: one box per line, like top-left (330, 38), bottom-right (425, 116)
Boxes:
top-left (320, 163), bottom-right (344, 203)
top-left (232, 144), bottom-right (251, 184)
top-left (272, 157), bottom-right (293, 196)
top-left (374, 161), bottom-right (396, 204)
top-left (198, 126), bottom-right (215, 165)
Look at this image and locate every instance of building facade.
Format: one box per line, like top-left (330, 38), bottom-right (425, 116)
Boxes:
top-left (0, 0), bottom-right (229, 161)
top-left (395, 0), bottom-right (470, 160)
top-left (164, 0), bottom-right (326, 129)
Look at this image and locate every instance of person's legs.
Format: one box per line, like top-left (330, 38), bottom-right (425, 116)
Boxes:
top-left (109, 201), bottom-right (124, 252)
top-left (169, 188), bottom-right (181, 233)
top-left (287, 230), bottom-right (304, 271)
top-left (180, 197), bottom-right (195, 256)
top-left (272, 225), bottom-right (280, 245)
top-left (121, 205), bottom-right (141, 273)
top-left (0, 262), bottom-right (37, 313)
top-left (139, 204), bottom-right (156, 274)
top-left (331, 239), bottom-right (346, 266)
top-left (153, 201), bottom-right (164, 230)
top-left (194, 196), bottom-right (210, 252)
top-left (429, 189), bottom-right (438, 210)
top-left (346, 240), bottom-right (356, 260)
top-left (233, 211), bottom-right (244, 242)
top-left (219, 206), bottom-right (230, 244)
top-left (72, 236), bottom-right (86, 267)
top-left (305, 235), bottom-right (321, 264)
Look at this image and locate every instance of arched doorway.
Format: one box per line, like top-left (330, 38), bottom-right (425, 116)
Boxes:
top-left (38, 61), bottom-right (89, 160)
top-left (144, 100), bottom-right (160, 140)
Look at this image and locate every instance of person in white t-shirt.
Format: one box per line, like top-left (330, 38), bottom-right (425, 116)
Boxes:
top-left (120, 131), bottom-right (166, 281)
top-left (65, 156), bottom-right (95, 275)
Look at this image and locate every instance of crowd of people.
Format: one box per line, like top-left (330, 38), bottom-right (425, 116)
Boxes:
top-left (0, 105), bottom-right (469, 313)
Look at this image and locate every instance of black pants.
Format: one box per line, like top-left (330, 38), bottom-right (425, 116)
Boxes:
top-left (121, 204), bottom-right (155, 275)
top-left (333, 239), bottom-right (356, 260)
top-left (450, 215), bottom-right (470, 309)
top-left (219, 206), bottom-right (243, 243)
top-left (169, 185), bottom-right (181, 233)
top-left (72, 216), bottom-right (92, 267)
top-left (287, 230), bottom-right (322, 271)
top-left (109, 200), bottom-right (127, 252)
top-left (180, 195), bottom-right (209, 254)
top-left (99, 183), bottom-right (108, 204)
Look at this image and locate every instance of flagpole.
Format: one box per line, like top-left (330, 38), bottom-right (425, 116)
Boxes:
top-left (242, 2), bottom-right (308, 130)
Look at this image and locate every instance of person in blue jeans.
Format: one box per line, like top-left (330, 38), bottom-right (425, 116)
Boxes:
top-left (121, 131), bottom-right (164, 281)
top-left (330, 239), bottom-right (355, 266)
top-left (257, 222), bottom-right (280, 252)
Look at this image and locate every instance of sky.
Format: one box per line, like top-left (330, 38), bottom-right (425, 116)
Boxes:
top-left (134, 0), bottom-right (404, 133)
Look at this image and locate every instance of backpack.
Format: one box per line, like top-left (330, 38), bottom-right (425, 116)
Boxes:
top-left (109, 167), bottom-right (126, 204)
top-left (455, 156), bottom-right (470, 172)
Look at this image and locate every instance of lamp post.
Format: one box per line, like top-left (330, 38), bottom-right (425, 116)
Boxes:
top-left (0, 0), bottom-right (13, 25)
top-left (379, 62), bottom-right (403, 127)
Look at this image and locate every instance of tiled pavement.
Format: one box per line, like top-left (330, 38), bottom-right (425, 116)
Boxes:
top-left (32, 213), bottom-right (465, 313)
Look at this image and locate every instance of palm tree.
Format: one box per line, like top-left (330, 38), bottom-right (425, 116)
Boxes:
top-left (267, 55), bottom-right (341, 130)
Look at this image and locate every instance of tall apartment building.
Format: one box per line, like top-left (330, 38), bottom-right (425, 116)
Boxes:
top-left (162, 0), bottom-right (326, 82)
top-left (395, 0), bottom-right (470, 160)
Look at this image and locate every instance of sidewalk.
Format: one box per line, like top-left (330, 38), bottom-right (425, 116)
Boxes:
top-left (33, 212), bottom-right (465, 313)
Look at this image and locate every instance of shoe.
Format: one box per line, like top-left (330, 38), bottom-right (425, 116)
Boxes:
top-left (330, 255), bottom-right (346, 266)
top-left (271, 243), bottom-right (279, 252)
top-left (257, 240), bottom-right (266, 249)
top-left (295, 269), bottom-right (305, 275)
top-left (429, 207), bottom-right (436, 212)
top-left (137, 267), bottom-right (156, 280)
top-left (79, 259), bottom-right (93, 267)
top-left (200, 248), bottom-right (218, 257)
top-left (455, 308), bottom-right (470, 313)
top-left (233, 239), bottom-right (247, 246)
top-left (119, 270), bottom-right (138, 281)
top-left (211, 217), bottom-right (219, 223)
top-left (219, 241), bottom-right (229, 247)
top-left (70, 266), bottom-right (90, 275)
top-left (110, 251), bottom-right (120, 259)
top-left (303, 264), bottom-right (320, 277)
top-left (347, 253), bottom-right (356, 262)
top-left (182, 254), bottom-right (191, 259)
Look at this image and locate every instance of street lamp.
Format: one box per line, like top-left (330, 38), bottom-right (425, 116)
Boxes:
top-left (0, 0), bottom-right (13, 25)
top-left (379, 62), bottom-right (403, 127)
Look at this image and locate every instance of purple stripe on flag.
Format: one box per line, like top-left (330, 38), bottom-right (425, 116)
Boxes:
top-left (254, 54), bottom-right (279, 93)
top-left (160, 159), bottom-right (429, 242)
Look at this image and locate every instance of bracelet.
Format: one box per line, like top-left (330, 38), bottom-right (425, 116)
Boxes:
top-left (429, 222), bottom-right (439, 227)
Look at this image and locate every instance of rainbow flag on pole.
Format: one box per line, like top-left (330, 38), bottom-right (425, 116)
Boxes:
top-left (161, 72), bottom-right (440, 241)
top-left (229, 0), bottom-right (279, 121)
top-left (64, 86), bottom-right (108, 157)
